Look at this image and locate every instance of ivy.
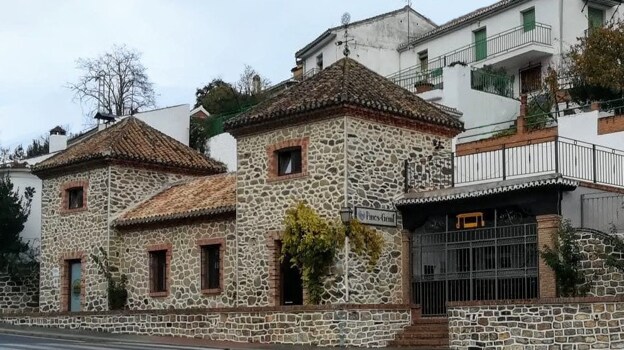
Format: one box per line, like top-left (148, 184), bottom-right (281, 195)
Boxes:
top-left (540, 220), bottom-right (592, 297)
top-left (281, 202), bottom-right (384, 304)
top-left (91, 247), bottom-right (128, 310)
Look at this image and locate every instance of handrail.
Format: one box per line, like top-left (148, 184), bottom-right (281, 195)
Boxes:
top-left (388, 22), bottom-right (552, 81)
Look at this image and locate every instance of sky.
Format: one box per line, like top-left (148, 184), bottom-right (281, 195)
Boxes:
top-left (0, 0), bottom-right (499, 149)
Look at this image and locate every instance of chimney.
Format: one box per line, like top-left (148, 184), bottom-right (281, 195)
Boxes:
top-left (292, 61), bottom-right (303, 81)
top-left (49, 126), bottom-right (67, 153)
top-left (252, 75), bottom-right (262, 94)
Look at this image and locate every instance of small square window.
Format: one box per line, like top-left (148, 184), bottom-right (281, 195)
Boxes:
top-left (149, 250), bottom-right (168, 293)
top-left (67, 187), bottom-right (84, 209)
top-left (201, 244), bottom-right (221, 290)
top-left (277, 148), bottom-right (302, 176)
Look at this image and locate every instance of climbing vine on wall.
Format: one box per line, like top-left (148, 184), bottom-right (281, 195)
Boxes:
top-left (281, 202), bottom-right (384, 304)
top-left (540, 220), bottom-right (592, 297)
top-left (91, 247), bottom-right (128, 310)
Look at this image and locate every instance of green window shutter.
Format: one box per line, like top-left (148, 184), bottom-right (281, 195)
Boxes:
top-left (588, 7), bottom-right (604, 30)
top-left (474, 28), bottom-right (488, 61)
top-left (523, 9), bottom-right (536, 32)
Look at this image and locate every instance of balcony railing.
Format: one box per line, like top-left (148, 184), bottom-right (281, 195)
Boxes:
top-left (471, 68), bottom-right (515, 98)
top-left (405, 136), bottom-right (624, 191)
top-left (388, 68), bottom-right (443, 93)
top-left (389, 23), bottom-right (552, 91)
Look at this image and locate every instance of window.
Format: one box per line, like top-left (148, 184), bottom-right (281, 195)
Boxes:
top-left (520, 65), bottom-right (542, 94)
top-left (474, 28), bottom-right (487, 61)
top-left (418, 50), bottom-right (429, 72)
top-left (277, 147), bottom-right (302, 176)
top-left (588, 7), bottom-right (605, 31)
top-left (67, 187), bottom-right (84, 209)
top-left (149, 250), bottom-right (168, 294)
top-left (316, 54), bottom-right (323, 70)
top-left (522, 8), bottom-right (536, 32)
top-left (201, 244), bottom-right (221, 291)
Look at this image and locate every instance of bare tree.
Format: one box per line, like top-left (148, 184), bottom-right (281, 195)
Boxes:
top-left (236, 65), bottom-right (271, 96)
top-left (68, 45), bottom-right (156, 118)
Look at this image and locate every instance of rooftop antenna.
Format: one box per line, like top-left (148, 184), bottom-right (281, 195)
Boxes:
top-left (336, 12), bottom-right (354, 57)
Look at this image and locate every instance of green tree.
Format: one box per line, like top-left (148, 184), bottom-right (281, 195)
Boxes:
top-left (190, 66), bottom-right (271, 154)
top-left (0, 175), bottom-right (37, 282)
top-left (540, 220), bottom-right (592, 297)
top-left (566, 20), bottom-right (624, 104)
top-left (25, 136), bottom-right (49, 158)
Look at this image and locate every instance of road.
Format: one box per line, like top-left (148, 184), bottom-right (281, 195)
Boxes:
top-left (0, 333), bottom-right (222, 350)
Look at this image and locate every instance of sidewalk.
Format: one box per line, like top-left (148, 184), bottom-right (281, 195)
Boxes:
top-left (0, 323), bottom-right (420, 350)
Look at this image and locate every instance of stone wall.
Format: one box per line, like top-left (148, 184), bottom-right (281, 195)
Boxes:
top-left (577, 228), bottom-right (624, 297)
top-left (449, 298), bottom-right (624, 350)
top-left (0, 274), bottom-right (38, 314)
top-left (0, 306), bottom-right (411, 347)
top-left (118, 217), bottom-right (236, 310)
top-left (39, 165), bottom-right (192, 313)
top-left (345, 116), bottom-right (453, 304)
top-left (235, 117), bottom-right (347, 306)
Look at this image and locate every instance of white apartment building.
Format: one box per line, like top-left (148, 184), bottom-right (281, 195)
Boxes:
top-left (295, 6), bottom-right (437, 77)
top-left (297, 0), bottom-right (623, 138)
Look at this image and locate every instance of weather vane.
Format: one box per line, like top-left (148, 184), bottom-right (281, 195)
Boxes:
top-left (336, 12), bottom-right (354, 57)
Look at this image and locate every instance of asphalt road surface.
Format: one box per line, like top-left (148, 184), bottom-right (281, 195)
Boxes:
top-left (0, 333), bottom-right (222, 350)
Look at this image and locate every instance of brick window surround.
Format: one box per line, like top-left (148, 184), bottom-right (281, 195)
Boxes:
top-left (266, 138), bottom-right (309, 182)
top-left (146, 243), bottom-right (172, 298)
top-left (266, 231), bottom-right (283, 306)
top-left (196, 238), bottom-right (225, 295)
top-left (60, 180), bottom-right (88, 214)
top-left (59, 251), bottom-right (86, 312)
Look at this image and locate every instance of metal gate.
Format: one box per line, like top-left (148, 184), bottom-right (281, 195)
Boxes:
top-left (581, 193), bottom-right (624, 233)
top-left (412, 223), bottom-right (539, 316)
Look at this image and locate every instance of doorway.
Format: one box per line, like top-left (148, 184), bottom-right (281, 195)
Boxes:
top-left (277, 244), bottom-right (303, 305)
top-left (67, 260), bottom-right (82, 312)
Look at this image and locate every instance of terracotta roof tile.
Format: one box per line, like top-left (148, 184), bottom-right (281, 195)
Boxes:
top-left (115, 173), bottom-right (236, 227)
top-left (34, 117), bottom-right (226, 175)
top-left (224, 58), bottom-right (463, 132)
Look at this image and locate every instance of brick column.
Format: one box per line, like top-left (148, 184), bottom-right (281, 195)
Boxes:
top-left (536, 214), bottom-right (561, 298)
top-left (401, 230), bottom-right (411, 304)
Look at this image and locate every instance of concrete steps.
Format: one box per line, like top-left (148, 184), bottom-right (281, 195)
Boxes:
top-left (389, 318), bottom-right (450, 349)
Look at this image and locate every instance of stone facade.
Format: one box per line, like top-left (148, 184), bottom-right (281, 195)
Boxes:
top-left (345, 116), bottom-right (453, 304)
top-left (235, 114), bottom-right (454, 306)
top-left (39, 165), bottom-right (190, 312)
top-left (236, 117), bottom-right (347, 306)
top-left (118, 217), bottom-right (236, 310)
top-left (449, 299), bottom-right (624, 350)
top-left (0, 274), bottom-right (39, 314)
top-left (577, 228), bottom-right (624, 297)
top-left (0, 306), bottom-right (410, 347)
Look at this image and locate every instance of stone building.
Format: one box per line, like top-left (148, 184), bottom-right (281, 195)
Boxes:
top-left (32, 117), bottom-right (225, 312)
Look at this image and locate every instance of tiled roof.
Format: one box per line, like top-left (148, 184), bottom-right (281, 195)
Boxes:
top-left (398, 0), bottom-right (531, 51)
top-left (396, 174), bottom-right (578, 206)
top-left (115, 173), bottom-right (236, 227)
top-left (34, 117), bottom-right (226, 174)
top-left (225, 58), bottom-right (463, 132)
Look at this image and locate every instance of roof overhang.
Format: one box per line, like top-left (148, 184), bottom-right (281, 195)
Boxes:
top-left (114, 205), bottom-right (236, 228)
top-left (296, 31), bottom-right (337, 59)
top-left (396, 174), bottom-right (578, 207)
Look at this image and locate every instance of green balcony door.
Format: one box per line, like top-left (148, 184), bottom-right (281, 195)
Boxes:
top-left (474, 28), bottom-right (487, 61)
top-left (523, 8), bottom-right (536, 32)
top-left (588, 7), bottom-right (605, 31)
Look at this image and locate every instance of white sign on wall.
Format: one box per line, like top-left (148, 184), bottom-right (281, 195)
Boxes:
top-left (354, 207), bottom-right (397, 228)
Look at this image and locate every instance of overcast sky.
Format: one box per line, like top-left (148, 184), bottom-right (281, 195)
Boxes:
top-left (0, 0), bottom-right (499, 149)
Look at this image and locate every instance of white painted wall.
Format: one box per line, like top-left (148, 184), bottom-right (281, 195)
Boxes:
top-left (132, 104), bottom-right (190, 146)
top-left (1, 167), bottom-right (41, 247)
top-left (558, 110), bottom-right (624, 150)
top-left (301, 9), bottom-right (436, 77)
top-left (208, 132), bottom-right (237, 171)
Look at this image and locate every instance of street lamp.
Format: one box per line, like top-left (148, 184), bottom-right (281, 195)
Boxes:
top-left (339, 207), bottom-right (352, 226)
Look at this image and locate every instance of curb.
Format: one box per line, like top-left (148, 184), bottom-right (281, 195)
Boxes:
top-left (0, 327), bottom-right (230, 349)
